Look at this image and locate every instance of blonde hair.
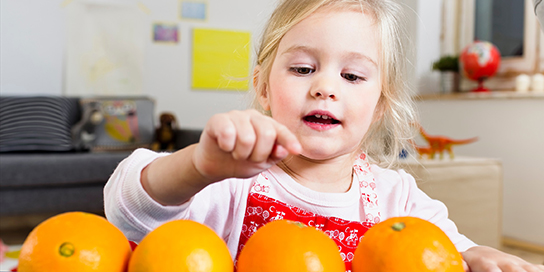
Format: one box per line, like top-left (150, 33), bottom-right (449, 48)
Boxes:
top-left (251, 0), bottom-right (417, 167)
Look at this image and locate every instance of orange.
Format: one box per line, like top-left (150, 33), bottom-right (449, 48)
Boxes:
top-left (128, 219), bottom-right (233, 272)
top-left (352, 216), bottom-right (464, 272)
top-left (18, 211), bottom-right (131, 272)
top-left (237, 219), bottom-right (345, 272)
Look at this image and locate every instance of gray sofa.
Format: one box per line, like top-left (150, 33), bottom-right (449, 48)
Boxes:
top-left (0, 130), bottom-right (201, 216)
top-left (0, 96), bottom-right (201, 216)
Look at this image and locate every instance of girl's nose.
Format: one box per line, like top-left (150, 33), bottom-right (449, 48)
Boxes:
top-left (310, 75), bottom-right (338, 100)
top-left (311, 90), bottom-right (336, 99)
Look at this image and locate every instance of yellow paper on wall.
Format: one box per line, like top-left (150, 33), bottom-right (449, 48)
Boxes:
top-left (192, 28), bottom-right (250, 90)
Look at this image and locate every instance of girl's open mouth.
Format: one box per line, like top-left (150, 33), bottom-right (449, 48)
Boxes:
top-left (303, 112), bottom-right (341, 131)
top-left (303, 114), bottom-right (340, 125)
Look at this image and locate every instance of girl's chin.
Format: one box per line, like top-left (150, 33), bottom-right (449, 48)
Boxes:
top-left (297, 145), bottom-right (356, 162)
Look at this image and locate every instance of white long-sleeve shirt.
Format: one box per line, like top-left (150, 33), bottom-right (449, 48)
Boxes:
top-left (104, 148), bottom-right (477, 259)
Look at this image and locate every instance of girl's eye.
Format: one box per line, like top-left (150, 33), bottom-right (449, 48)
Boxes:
top-left (291, 67), bottom-right (314, 75)
top-left (342, 73), bottom-right (365, 82)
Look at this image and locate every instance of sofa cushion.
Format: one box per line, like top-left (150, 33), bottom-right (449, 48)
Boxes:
top-left (0, 185), bottom-right (106, 216)
top-left (0, 96), bottom-right (80, 152)
top-left (0, 152), bottom-right (130, 188)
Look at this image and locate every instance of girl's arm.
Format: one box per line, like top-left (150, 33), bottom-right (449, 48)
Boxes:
top-left (104, 148), bottom-right (248, 244)
top-left (140, 144), bottom-right (210, 206)
top-left (104, 109), bottom-right (301, 242)
top-left (140, 109), bottom-right (302, 206)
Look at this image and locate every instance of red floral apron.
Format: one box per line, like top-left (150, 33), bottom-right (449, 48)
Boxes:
top-left (236, 153), bottom-right (381, 272)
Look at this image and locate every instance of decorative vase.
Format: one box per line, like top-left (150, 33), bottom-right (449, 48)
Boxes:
top-left (440, 71), bottom-right (460, 93)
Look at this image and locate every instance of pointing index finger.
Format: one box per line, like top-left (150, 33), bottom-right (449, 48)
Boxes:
top-left (272, 122), bottom-right (301, 155)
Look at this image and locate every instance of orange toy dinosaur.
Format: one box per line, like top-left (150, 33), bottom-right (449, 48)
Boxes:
top-left (412, 124), bottom-right (478, 159)
top-left (408, 140), bottom-right (435, 159)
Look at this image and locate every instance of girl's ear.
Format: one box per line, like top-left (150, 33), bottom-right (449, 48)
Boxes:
top-left (252, 65), bottom-right (260, 90)
top-left (254, 66), bottom-right (271, 111)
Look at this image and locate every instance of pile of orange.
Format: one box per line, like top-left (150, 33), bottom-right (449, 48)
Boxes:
top-left (352, 216), bottom-right (465, 272)
top-left (18, 212), bottom-right (464, 272)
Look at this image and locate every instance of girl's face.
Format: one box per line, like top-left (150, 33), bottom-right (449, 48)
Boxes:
top-left (259, 8), bottom-right (382, 160)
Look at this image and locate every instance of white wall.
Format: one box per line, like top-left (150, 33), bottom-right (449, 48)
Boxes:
top-left (0, 0), bottom-right (65, 95)
top-left (398, 0), bottom-right (442, 95)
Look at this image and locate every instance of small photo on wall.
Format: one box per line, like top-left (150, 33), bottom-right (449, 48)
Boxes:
top-left (180, 0), bottom-right (207, 21)
top-left (152, 23), bottom-right (179, 43)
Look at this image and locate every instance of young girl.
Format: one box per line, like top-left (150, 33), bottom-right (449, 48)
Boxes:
top-left (105, 0), bottom-right (544, 271)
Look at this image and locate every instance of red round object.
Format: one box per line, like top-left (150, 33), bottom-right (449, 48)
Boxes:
top-left (459, 41), bottom-right (501, 81)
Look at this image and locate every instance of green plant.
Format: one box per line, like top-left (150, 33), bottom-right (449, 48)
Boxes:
top-left (432, 55), bottom-right (459, 72)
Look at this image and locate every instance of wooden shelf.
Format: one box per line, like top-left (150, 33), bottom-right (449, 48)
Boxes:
top-left (415, 91), bottom-right (544, 101)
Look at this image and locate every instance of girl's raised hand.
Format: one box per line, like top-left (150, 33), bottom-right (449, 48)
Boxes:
top-left (193, 109), bottom-right (302, 183)
top-left (462, 246), bottom-right (544, 272)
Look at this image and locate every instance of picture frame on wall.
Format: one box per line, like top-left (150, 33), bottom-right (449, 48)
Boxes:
top-left (152, 22), bottom-right (179, 43)
top-left (179, 0), bottom-right (207, 21)
top-left (191, 28), bottom-right (251, 91)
